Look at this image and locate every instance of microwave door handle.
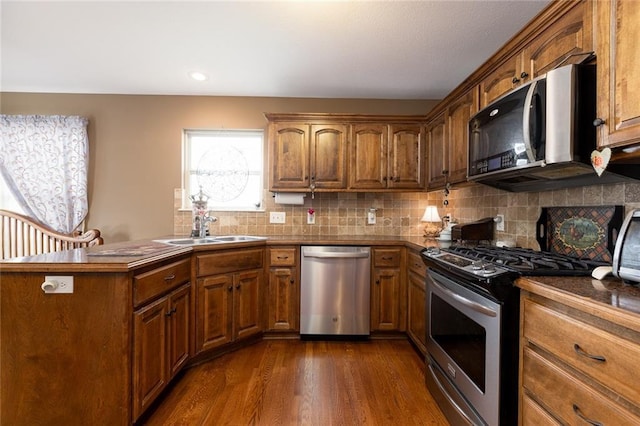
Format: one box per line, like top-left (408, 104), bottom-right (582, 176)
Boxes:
top-left (522, 81), bottom-right (538, 163)
top-left (430, 279), bottom-right (497, 318)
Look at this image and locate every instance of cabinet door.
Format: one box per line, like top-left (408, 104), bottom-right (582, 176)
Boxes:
top-left (310, 124), bottom-right (348, 189)
top-left (446, 89), bottom-right (478, 185)
top-left (133, 296), bottom-right (167, 420)
top-left (167, 284), bottom-right (190, 379)
top-left (234, 269), bottom-right (263, 340)
top-left (349, 123), bottom-right (388, 189)
top-left (426, 114), bottom-right (447, 189)
top-left (196, 274), bottom-right (233, 353)
top-left (267, 266), bottom-right (299, 331)
top-left (407, 271), bottom-right (427, 356)
top-left (371, 268), bottom-right (403, 331)
top-left (479, 53), bottom-right (524, 108)
top-left (596, 0), bottom-right (640, 148)
top-left (269, 122), bottom-right (310, 189)
top-left (388, 124), bottom-right (425, 189)
top-left (523, 1), bottom-right (593, 78)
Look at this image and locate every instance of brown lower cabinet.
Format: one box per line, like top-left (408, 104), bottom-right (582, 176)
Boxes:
top-left (133, 283), bottom-right (190, 420)
top-left (371, 247), bottom-right (406, 332)
top-left (266, 246), bottom-right (300, 333)
top-left (195, 248), bottom-right (265, 354)
top-left (519, 286), bottom-right (640, 425)
top-left (406, 249), bottom-right (427, 355)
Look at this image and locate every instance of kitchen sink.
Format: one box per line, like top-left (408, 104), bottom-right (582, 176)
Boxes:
top-left (155, 235), bottom-right (266, 246)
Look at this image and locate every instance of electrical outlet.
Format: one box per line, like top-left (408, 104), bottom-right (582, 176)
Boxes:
top-left (270, 212), bottom-right (286, 224)
top-left (367, 209), bottom-right (376, 225)
top-left (495, 214), bottom-right (505, 232)
top-left (42, 276), bottom-right (74, 294)
top-left (307, 211), bottom-right (315, 225)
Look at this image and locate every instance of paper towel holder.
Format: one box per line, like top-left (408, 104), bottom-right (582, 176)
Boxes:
top-left (273, 192), bottom-right (307, 205)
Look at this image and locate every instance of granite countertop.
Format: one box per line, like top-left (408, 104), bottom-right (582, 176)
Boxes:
top-left (0, 235), bottom-right (443, 273)
top-left (517, 275), bottom-right (640, 333)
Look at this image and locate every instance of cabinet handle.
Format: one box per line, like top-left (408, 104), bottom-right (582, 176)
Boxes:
top-left (572, 404), bottom-right (603, 426)
top-left (311, 175), bottom-right (315, 181)
top-left (290, 279), bottom-right (294, 284)
top-left (512, 76), bottom-right (520, 84)
top-left (441, 170), bottom-right (448, 176)
top-left (383, 176), bottom-right (387, 181)
top-left (165, 307), bottom-right (177, 317)
top-left (228, 286), bottom-right (233, 292)
top-left (277, 256), bottom-right (289, 260)
top-left (573, 344), bottom-right (606, 362)
top-left (382, 256), bottom-right (393, 261)
top-left (593, 117), bottom-right (606, 127)
top-left (164, 274), bottom-right (176, 281)
top-left (236, 284), bottom-right (241, 290)
top-left (375, 280), bottom-right (380, 285)
top-left (520, 71), bottom-right (529, 79)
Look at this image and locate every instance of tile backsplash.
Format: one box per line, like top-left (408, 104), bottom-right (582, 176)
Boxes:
top-left (173, 182), bottom-right (640, 249)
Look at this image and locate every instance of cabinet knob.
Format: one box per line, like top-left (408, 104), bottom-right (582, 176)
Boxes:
top-left (512, 76), bottom-right (520, 84)
top-left (228, 286), bottom-right (233, 292)
top-left (236, 284), bottom-right (241, 290)
top-left (290, 279), bottom-right (294, 284)
top-left (375, 279), bottom-right (380, 285)
top-left (593, 117), bottom-right (606, 127)
top-left (520, 71), bottom-right (529, 79)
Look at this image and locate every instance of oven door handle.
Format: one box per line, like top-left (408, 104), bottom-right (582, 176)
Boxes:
top-left (431, 279), bottom-right (498, 318)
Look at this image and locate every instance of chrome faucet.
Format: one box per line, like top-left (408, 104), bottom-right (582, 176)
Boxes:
top-left (198, 212), bottom-right (217, 238)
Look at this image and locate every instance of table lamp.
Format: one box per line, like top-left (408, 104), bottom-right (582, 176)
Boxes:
top-left (421, 206), bottom-right (441, 238)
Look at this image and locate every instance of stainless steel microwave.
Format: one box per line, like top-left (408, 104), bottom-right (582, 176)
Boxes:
top-left (467, 64), bottom-right (636, 192)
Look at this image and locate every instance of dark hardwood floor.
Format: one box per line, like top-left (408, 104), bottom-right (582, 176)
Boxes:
top-left (143, 339), bottom-right (449, 425)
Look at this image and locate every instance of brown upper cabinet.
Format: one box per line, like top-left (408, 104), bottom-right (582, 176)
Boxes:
top-left (266, 113), bottom-right (425, 192)
top-left (350, 123), bottom-right (425, 190)
top-left (427, 89), bottom-right (478, 189)
top-left (479, 1), bottom-right (593, 108)
top-left (595, 0), bottom-right (640, 149)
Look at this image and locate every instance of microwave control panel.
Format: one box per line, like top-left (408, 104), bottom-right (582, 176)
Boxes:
top-left (471, 150), bottom-right (521, 175)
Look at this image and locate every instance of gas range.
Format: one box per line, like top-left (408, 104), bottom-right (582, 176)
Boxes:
top-left (422, 244), bottom-right (609, 283)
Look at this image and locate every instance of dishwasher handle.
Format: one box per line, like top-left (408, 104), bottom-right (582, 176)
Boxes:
top-left (302, 249), bottom-right (370, 259)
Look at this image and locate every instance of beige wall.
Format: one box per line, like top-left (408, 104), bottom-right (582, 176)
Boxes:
top-left (1, 92), bottom-right (438, 242)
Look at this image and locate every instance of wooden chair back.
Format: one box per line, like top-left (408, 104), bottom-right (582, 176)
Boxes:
top-left (0, 209), bottom-right (103, 260)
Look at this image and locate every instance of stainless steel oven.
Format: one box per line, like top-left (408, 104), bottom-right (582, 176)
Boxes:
top-left (426, 269), bottom-right (505, 426)
top-left (421, 244), bottom-right (609, 425)
top-left (422, 247), bottom-right (521, 426)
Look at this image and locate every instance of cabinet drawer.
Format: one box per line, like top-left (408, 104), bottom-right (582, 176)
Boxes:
top-left (134, 258), bottom-right (191, 306)
top-left (522, 347), bottom-right (640, 425)
top-left (407, 250), bottom-right (426, 276)
top-left (373, 248), bottom-right (401, 267)
top-left (197, 248), bottom-right (264, 277)
top-left (523, 299), bottom-right (640, 404)
top-left (521, 394), bottom-right (561, 426)
top-left (268, 247), bottom-right (297, 266)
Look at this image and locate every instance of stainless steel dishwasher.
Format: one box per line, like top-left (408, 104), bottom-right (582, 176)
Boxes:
top-left (300, 246), bottom-right (371, 336)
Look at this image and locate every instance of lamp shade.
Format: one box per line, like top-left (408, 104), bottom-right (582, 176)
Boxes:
top-left (421, 206), bottom-right (441, 223)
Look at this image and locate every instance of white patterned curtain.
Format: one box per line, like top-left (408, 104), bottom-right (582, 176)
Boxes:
top-left (0, 115), bottom-right (89, 233)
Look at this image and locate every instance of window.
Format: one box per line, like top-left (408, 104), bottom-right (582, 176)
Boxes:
top-left (183, 129), bottom-right (264, 211)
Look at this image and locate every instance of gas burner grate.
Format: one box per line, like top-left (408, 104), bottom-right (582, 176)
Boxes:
top-left (445, 245), bottom-right (608, 276)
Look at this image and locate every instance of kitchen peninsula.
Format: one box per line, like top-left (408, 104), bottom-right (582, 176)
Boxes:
top-left (0, 235), bottom-right (427, 425)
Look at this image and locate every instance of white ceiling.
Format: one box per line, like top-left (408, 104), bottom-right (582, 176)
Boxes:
top-left (1, 0), bottom-right (551, 100)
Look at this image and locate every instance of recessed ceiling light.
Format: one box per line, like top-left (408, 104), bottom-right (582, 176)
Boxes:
top-left (189, 71), bottom-right (208, 81)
